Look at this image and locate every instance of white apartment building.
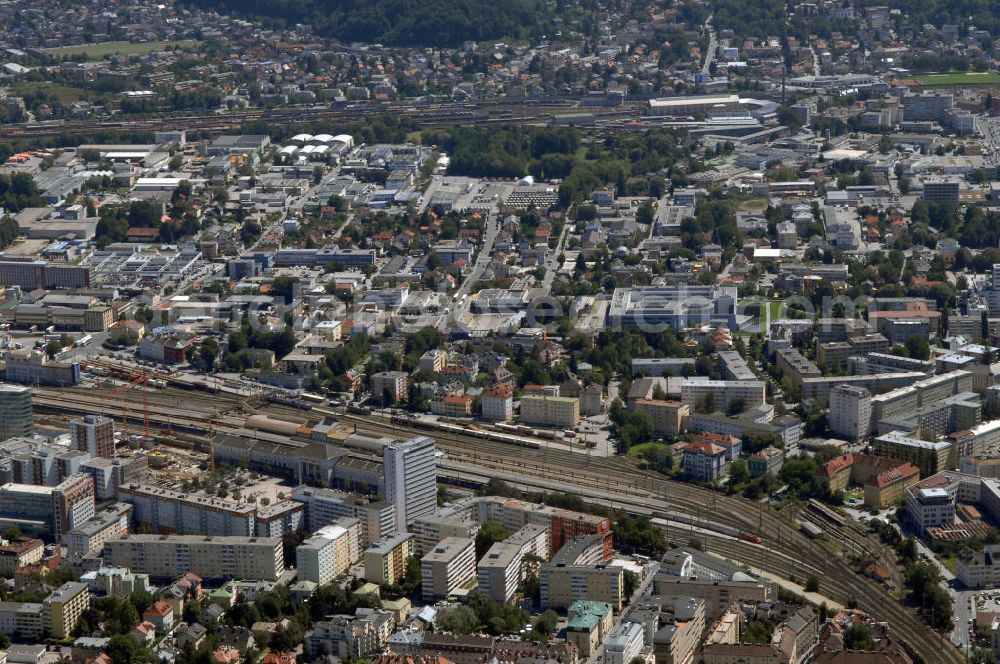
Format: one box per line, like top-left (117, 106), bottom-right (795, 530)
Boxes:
top-left (520, 394), bottom-right (580, 428)
top-left (829, 384), bottom-right (871, 441)
top-left (477, 541), bottom-right (525, 603)
top-left (420, 537), bottom-right (476, 600)
top-left (680, 378), bottom-right (766, 412)
top-left (297, 519), bottom-right (362, 586)
top-left (604, 622), bottom-right (645, 664)
top-left (104, 535), bottom-right (285, 581)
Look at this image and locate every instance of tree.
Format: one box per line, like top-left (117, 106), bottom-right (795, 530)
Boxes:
top-left (843, 624), bottom-right (874, 650)
top-left (438, 605), bottom-right (480, 634)
top-left (475, 522), bottom-right (510, 558)
top-left (728, 459), bottom-right (750, 486)
top-left (805, 575), bottom-right (820, 593)
top-left (904, 334), bottom-right (930, 361)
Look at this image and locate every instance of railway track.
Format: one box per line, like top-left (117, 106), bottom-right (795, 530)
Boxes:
top-left (31, 388), bottom-right (962, 662)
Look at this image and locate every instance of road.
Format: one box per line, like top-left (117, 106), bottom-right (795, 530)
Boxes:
top-left (808, 46), bottom-right (820, 76)
top-left (541, 219), bottom-right (570, 292)
top-left (588, 561), bottom-right (659, 664)
top-left (701, 14), bottom-right (717, 77)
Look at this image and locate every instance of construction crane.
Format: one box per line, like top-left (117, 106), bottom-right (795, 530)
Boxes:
top-left (102, 372), bottom-right (151, 438)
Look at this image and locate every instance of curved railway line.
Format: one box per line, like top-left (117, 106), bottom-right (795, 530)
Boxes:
top-left (32, 387), bottom-right (962, 663)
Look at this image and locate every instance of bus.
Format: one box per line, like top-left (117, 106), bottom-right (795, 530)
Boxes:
top-left (76, 334), bottom-right (93, 347)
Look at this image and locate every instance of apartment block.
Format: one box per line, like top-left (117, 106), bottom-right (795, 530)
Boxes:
top-left (117, 483), bottom-right (256, 536)
top-left (873, 431), bottom-right (951, 477)
top-left (298, 519), bottom-right (363, 586)
top-left (372, 371), bottom-right (410, 406)
top-left (44, 582), bottom-right (90, 639)
top-left (291, 486), bottom-right (396, 547)
top-left (481, 384), bottom-right (514, 422)
top-left (420, 536), bottom-right (476, 600)
top-left (633, 400), bottom-right (689, 436)
top-left (680, 379), bottom-right (765, 413)
top-left (520, 394), bottom-right (580, 429)
top-left (829, 385), bottom-right (871, 442)
top-left (104, 535), bottom-right (285, 581)
top-left (539, 564), bottom-right (623, 610)
top-left (363, 532), bottom-right (414, 585)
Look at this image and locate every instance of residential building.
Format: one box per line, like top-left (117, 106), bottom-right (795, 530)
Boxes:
top-left (297, 519), bottom-right (363, 586)
top-left (681, 441), bottom-right (727, 481)
top-left (481, 384), bottom-right (514, 422)
top-left (372, 372), bottom-right (410, 406)
top-left (633, 400), bottom-right (689, 436)
top-left (477, 542), bottom-right (525, 604)
top-left (364, 533), bottom-right (414, 585)
top-left (104, 535), bottom-right (285, 581)
top-left (829, 385), bottom-right (871, 442)
top-left (539, 564), bottom-right (623, 610)
top-left (520, 394), bottom-right (580, 429)
top-left (565, 601), bottom-right (614, 659)
top-left (0, 536), bottom-right (44, 575)
top-left (748, 447), bottom-right (784, 478)
top-left (872, 431), bottom-right (952, 477)
top-left (421, 537), bottom-right (476, 600)
top-left (43, 582), bottom-right (90, 639)
top-left (680, 379), bottom-right (766, 413)
top-left (70, 415), bottom-right (115, 459)
top-left (604, 623), bottom-right (645, 664)
top-left (66, 502), bottom-right (131, 556)
top-left (291, 486), bottom-right (396, 547)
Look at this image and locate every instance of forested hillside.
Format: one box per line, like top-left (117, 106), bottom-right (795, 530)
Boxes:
top-left (189, 0), bottom-right (555, 46)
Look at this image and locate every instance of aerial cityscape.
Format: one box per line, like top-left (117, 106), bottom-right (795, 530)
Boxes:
top-left (6, 0), bottom-right (1000, 663)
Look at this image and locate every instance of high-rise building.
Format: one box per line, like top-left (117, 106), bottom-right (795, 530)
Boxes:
top-left (829, 384), bottom-right (872, 441)
top-left (0, 384), bottom-right (33, 438)
top-left (384, 436), bottom-right (437, 530)
top-left (71, 415), bottom-right (115, 458)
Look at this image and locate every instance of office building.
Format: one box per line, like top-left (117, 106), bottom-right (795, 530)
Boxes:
top-left (384, 436), bottom-right (437, 530)
top-left (297, 519), bottom-right (363, 586)
top-left (104, 535), bottom-right (285, 581)
top-left (829, 385), bottom-right (871, 442)
top-left (608, 285), bottom-right (739, 330)
top-left (0, 385), bottom-right (32, 438)
top-left (0, 475), bottom-right (94, 539)
top-left (520, 394), bottom-right (580, 428)
top-left (363, 532), bottom-right (414, 585)
top-left (71, 415), bottom-right (115, 459)
top-left (44, 582), bottom-right (90, 639)
top-left (420, 536), bottom-right (476, 600)
top-left (957, 545), bottom-right (1000, 588)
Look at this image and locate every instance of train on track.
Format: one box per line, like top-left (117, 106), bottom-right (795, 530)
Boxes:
top-left (652, 510), bottom-right (764, 544)
top-left (393, 416), bottom-right (543, 450)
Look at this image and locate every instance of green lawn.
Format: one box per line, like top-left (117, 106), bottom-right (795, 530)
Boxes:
top-left (46, 39), bottom-right (200, 58)
top-left (627, 441), bottom-right (669, 458)
top-left (914, 71), bottom-right (1000, 86)
top-left (9, 81), bottom-right (95, 104)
